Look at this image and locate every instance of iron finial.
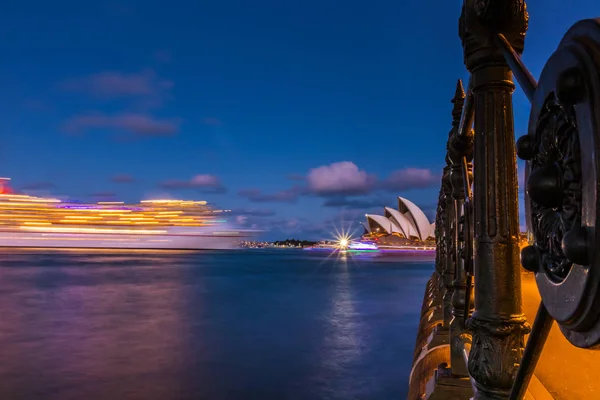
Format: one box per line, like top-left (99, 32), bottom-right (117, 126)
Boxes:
top-left (451, 79), bottom-right (466, 128)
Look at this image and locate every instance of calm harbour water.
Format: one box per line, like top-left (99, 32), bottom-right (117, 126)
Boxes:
top-left (0, 248), bottom-right (433, 400)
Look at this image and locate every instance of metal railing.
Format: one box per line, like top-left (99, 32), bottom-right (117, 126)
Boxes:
top-left (432, 2), bottom-right (600, 399)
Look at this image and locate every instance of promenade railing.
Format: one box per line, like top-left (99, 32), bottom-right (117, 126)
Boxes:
top-left (432, 2), bottom-right (600, 399)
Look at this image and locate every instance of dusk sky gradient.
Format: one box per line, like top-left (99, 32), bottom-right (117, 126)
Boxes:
top-left (0, 0), bottom-right (597, 240)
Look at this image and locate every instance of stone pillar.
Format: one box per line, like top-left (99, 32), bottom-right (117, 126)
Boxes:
top-left (459, 1), bottom-right (531, 398)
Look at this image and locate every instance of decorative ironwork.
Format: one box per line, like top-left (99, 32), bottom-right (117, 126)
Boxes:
top-left (448, 79), bottom-right (473, 378)
top-left (435, 188), bottom-right (445, 275)
top-left (467, 317), bottom-right (531, 393)
top-left (442, 164), bottom-right (455, 327)
top-left (523, 94), bottom-right (580, 281)
top-left (409, 5), bottom-right (600, 400)
top-left (460, 0), bottom-right (531, 398)
top-left (518, 18), bottom-right (600, 349)
top-left (461, 157), bottom-right (474, 327)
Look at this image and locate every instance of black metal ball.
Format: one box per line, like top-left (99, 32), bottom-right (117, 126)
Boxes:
top-left (516, 135), bottom-right (535, 161)
top-left (521, 245), bottom-right (540, 272)
top-left (562, 224), bottom-right (589, 266)
top-left (527, 163), bottom-right (563, 208)
top-left (556, 67), bottom-right (586, 106)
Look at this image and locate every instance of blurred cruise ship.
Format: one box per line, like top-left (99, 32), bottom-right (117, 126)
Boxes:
top-left (0, 178), bottom-right (255, 250)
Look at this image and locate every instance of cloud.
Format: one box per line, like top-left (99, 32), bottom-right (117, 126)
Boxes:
top-left (233, 209), bottom-right (277, 231)
top-left (63, 113), bottom-right (180, 137)
top-left (20, 181), bottom-right (56, 191)
top-left (202, 117), bottom-right (222, 126)
top-left (60, 69), bottom-right (173, 100)
top-left (380, 168), bottom-right (440, 191)
top-left (60, 69), bottom-right (179, 135)
top-left (238, 162), bottom-right (438, 205)
top-left (307, 161), bottom-right (375, 196)
top-left (112, 174), bottom-right (135, 183)
top-left (159, 174), bottom-right (227, 193)
top-left (238, 187), bottom-right (303, 203)
top-left (322, 197), bottom-right (387, 209)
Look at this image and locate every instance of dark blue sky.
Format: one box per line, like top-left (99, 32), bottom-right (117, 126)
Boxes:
top-left (0, 0), bottom-right (596, 239)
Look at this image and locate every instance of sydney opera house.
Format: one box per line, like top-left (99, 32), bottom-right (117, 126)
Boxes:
top-left (361, 196), bottom-right (435, 246)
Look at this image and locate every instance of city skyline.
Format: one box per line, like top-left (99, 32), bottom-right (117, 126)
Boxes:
top-left (1, 0), bottom-right (595, 240)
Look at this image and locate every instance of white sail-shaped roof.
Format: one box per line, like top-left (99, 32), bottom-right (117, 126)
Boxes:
top-left (365, 214), bottom-right (402, 235)
top-left (397, 196), bottom-right (432, 241)
top-left (384, 207), bottom-right (418, 238)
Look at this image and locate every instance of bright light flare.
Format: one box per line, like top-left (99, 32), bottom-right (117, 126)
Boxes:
top-left (317, 221), bottom-right (363, 265)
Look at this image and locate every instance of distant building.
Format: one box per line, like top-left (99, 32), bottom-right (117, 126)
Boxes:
top-left (361, 196), bottom-right (434, 244)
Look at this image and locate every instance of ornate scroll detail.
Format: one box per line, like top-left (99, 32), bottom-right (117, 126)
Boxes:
top-left (526, 95), bottom-right (580, 281)
top-left (518, 18), bottom-right (600, 349)
top-left (467, 317), bottom-right (531, 395)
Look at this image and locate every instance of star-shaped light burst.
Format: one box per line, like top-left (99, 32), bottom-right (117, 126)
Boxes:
top-left (332, 223), bottom-right (355, 250)
top-left (320, 222), bottom-right (362, 264)
top-left (339, 237), bottom-right (349, 249)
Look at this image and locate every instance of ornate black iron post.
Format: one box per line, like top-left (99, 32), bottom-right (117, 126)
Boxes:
top-left (435, 189), bottom-right (445, 279)
top-left (442, 164), bottom-right (454, 328)
top-left (460, 1), bottom-right (531, 398)
top-left (448, 80), bottom-right (474, 378)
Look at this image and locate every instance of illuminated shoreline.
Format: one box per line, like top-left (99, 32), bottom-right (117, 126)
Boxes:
top-left (304, 246), bottom-right (436, 253)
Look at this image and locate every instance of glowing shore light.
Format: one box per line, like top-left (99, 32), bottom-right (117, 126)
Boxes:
top-left (348, 242), bottom-right (378, 250)
top-left (339, 238), bottom-right (349, 249)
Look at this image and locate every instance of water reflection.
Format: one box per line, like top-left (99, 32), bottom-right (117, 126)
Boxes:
top-left (313, 258), bottom-right (368, 399)
top-left (0, 254), bottom-right (190, 399)
top-left (0, 249), bottom-right (433, 399)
